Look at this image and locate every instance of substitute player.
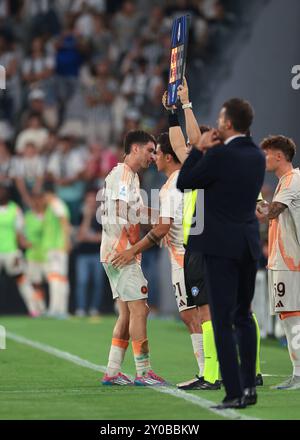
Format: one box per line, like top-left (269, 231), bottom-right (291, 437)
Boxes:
top-left (112, 132), bottom-right (220, 389)
top-left (0, 183), bottom-right (38, 316)
top-left (24, 191), bottom-right (48, 315)
top-left (259, 135), bottom-right (300, 390)
top-left (42, 183), bottom-right (71, 318)
top-left (101, 130), bottom-right (166, 386)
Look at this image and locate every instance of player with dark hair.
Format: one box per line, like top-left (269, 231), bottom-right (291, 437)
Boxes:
top-left (101, 130), bottom-right (167, 386)
top-left (112, 130), bottom-right (219, 388)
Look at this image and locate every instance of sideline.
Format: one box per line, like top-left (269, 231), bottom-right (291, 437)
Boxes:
top-left (7, 331), bottom-right (259, 421)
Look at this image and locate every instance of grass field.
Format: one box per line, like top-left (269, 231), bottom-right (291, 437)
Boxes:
top-left (0, 315), bottom-right (299, 420)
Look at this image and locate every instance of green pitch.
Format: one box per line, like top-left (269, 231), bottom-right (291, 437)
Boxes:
top-left (0, 316), bottom-right (299, 420)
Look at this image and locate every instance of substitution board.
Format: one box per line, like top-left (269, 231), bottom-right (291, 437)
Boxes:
top-left (167, 15), bottom-right (190, 106)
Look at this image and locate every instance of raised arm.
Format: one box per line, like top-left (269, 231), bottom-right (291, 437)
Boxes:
top-left (177, 77), bottom-right (202, 147)
top-left (162, 91), bottom-right (188, 164)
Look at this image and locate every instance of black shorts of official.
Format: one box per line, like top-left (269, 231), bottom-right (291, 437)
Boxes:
top-left (184, 249), bottom-right (209, 307)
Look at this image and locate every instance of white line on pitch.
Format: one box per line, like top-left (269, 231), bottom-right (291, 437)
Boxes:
top-left (7, 332), bottom-right (259, 421)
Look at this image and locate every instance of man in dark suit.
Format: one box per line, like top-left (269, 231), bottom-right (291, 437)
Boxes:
top-left (177, 98), bottom-right (265, 409)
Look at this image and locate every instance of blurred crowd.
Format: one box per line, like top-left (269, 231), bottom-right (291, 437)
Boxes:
top-left (0, 0), bottom-right (235, 220)
top-left (0, 0), bottom-right (245, 317)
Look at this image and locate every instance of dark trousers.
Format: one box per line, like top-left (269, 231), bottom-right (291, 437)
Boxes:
top-left (204, 249), bottom-right (257, 399)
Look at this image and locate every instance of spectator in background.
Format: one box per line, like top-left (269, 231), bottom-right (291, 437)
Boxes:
top-left (74, 3), bottom-right (97, 39)
top-left (47, 134), bottom-right (87, 225)
top-left (112, 0), bottom-right (142, 58)
top-left (22, 37), bottom-right (56, 104)
top-left (121, 56), bottom-right (150, 109)
top-left (0, 139), bottom-right (14, 187)
top-left (89, 13), bottom-right (113, 59)
top-left (54, 13), bottom-right (89, 113)
top-left (40, 130), bottom-right (59, 164)
top-left (20, 89), bottom-right (59, 131)
top-left (22, 0), bottom-right (61, 42)
top-left (143, 77), bottom-right (167, 137)
top-left (70, 0), bottom-right (106, 15)
top-left (84, 142), bottom-right (118, 188)
top-left (15, 113), bottom-right (49, 154)
top-left (0, 121), bottom-right (14, 144)
top-left (75, 188), bottom-right (104, 317)
top-left (14, 142), bottom-right (45, 209)
top-left (83, 58), bottom-right (118, 143)
top-left (0, 34), bottom-right (19, 123)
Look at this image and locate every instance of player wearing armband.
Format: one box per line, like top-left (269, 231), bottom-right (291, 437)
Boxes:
top-left (259, 135), bottom-right (300, 390)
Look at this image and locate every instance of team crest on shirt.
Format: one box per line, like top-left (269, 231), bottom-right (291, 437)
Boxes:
top-left (191, 286), bottom-right (199, 297)
top-left (141, 286), bottom-right (148, 294)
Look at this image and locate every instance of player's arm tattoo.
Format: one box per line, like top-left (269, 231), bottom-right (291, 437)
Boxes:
top-left (268, 202), bottom-right (287, 219)
top-left (146, 230), bottom-right (161, 246)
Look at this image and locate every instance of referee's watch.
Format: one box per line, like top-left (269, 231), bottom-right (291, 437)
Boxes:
top-left (182, 102), bottom-right (192, 109)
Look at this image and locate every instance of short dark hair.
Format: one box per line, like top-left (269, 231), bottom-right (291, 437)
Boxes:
top-left (157, 132), bottom-right (180, 164)
top-left (124, 130), bottom-right (156, 155)
top-left (222, 98), bottom-right (254, 133)
top-left (261, 135), bottom-right (296, 162)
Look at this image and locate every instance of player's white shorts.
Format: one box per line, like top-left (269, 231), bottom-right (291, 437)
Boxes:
top-left (172, 267), bottom-right (196, 313)
top-left (0, 251), bottom-right (25, 276)
top-left (268, 270), bottom-right (300, 315)
top-left (46, 251), bottom-right (68, 277)
top-left (103, 262), bottom-right (148, 302)
top-left (26, 261), bottom-right (47, 285)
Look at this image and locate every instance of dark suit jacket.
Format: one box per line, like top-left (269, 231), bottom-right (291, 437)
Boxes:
top-left (177, 136), bottom-right (266, 259)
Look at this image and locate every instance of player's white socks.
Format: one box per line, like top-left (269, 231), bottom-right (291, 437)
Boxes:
top-left (48, 278), bottom-right (69, 315)
top-left (17, 277), bottom-right (39, 315)
top-left (281, 315), bottom-right (300, 377)
top-left (106, 338), bottom-right (129, 377)
top-left (190, 333), bottom-right (204, 377)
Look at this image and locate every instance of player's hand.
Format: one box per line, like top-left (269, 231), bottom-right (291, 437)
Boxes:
top-left (256, 200), bottom-right (269, 223)
top-left (195, 129), bottom-right (220, 152)
top-left (111, 249), bottom-right (135, 268)
top-left (177, 77), bottom-right (189, 105)
top-left (162, 91), bottom-right (177, 111)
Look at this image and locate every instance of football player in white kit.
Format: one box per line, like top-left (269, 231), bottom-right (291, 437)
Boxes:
top-left (101, 130), bottom-right (167, 386)
top-left (259, 135), bottom-right (300, 389)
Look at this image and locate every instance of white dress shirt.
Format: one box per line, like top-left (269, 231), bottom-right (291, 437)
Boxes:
top-left (224, 134), bottom-right (246, 145)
